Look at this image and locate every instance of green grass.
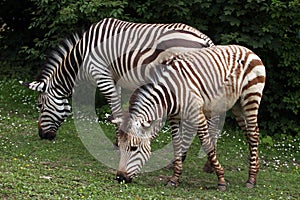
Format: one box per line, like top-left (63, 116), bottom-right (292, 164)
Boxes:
top-left (0, 79), bottom-right (299, 199)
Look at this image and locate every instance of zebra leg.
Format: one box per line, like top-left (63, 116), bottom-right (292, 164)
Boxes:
top-left (231, 102), bottom-right (247, 131)
top-left (245, 129), bottom-right (259, 188)
top-left (108, 86), bottom-right (123, 125)
top-left (203, 114), bottom-right (221, 173)
top-left (180, 120), bottom-right (197, 162)
top-left (167, 119), bottom-right (183, 186)
top-left (110, 85), bottom-right (123, 146)
top-left (97, 75), bottom-right (123, 122)
top-left (96, 77), bottom-right (123, 146)
top-left (197, 113), bottom-right (226, 191)
top-left (166, 120), bottom-right (195, 171)
top-left (232, 102), bottom-right (260, 188)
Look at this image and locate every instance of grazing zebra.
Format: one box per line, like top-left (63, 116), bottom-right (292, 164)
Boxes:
top-left (116, 45), bottom-right (266, 191)
top-left (21, 18), bottom-right (214, 140)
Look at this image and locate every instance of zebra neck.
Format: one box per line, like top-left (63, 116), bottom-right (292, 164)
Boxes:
top-left (42, 36), bottom-right (84, 98)
top-left (130, 83), bottom-right (176, 122)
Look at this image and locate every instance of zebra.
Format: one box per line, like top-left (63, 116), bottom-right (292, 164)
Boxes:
top-left (116, 45), bottom-right (266, 191)
top-left (20, 18), bottom-right (214, 140)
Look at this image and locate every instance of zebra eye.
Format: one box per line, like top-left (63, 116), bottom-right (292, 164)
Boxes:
top-left (129, 146), bottom-right (138, 152)
top-left (37, 101), bottom-right (43, 109)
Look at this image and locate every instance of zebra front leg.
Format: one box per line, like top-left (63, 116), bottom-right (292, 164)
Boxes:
top-left (107, 85), bottom-right (123, 126)
top-left (167, 157), bottom-right (183, 186)
top-left (197, 115), bottom-right (226, 191)
top-left (97, 78), bottom-right (123, 122)
top-left (97, 78), bottom-right (123, 146)
top-left (167, 119), bottom-right (183, 186)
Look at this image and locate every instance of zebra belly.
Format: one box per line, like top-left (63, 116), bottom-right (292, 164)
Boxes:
top-left (203, 93), bottom-right (240, 114)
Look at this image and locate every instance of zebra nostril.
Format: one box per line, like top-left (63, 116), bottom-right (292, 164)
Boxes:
top-left (38, 128), bottom-right (47, 139)
top-left (116, 175), bottom-right (124, 183)
top-left (116, 172), bottom-right (125, 183)
top-left (46, 132), bottom-right (56, 140)
top-left (116, 171), bottom-right (132, 183)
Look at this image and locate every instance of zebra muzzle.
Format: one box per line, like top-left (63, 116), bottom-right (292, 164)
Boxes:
top-left (116, 171), bottom-right (132, 184)
top-left (38, 128), bottom-right (56, 140)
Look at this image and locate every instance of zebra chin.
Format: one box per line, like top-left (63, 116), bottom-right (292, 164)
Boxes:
top-left (116, 171), bottom-right (133, 184)
top-left (38, 128), bottom-right (56, 140)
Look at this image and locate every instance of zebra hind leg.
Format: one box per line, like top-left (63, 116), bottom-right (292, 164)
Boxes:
top-left (232, 102), bottom-right (260, 188)
top-left (245, 129), bottom-right (259, 188)
top-left (202, 114), bottom-right (221, 174)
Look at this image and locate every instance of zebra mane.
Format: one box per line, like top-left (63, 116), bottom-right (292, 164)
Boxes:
top-left (37, 32), bottom-right (83, 83)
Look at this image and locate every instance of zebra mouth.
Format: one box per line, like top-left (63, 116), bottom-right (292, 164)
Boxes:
top-left (116, 171), bottom-right (132, 183)
top-left (39, 128), bottom-right (56, 140)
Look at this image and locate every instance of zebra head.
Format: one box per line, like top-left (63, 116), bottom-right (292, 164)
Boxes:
top-left (116, 116), bottom-right (163, 183)
top-left (20, 81), bottom-right (72, 140)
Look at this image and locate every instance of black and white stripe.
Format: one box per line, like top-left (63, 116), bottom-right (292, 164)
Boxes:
top-left (22, 18), bottom-right (214, 139)
top-left (116, 45), bottom-right (266, 190)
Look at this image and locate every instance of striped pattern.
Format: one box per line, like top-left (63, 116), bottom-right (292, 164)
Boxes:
top-left (22, 18), bottom-right (214, 139)
top-left (116, 45), bottom-right (266, 190)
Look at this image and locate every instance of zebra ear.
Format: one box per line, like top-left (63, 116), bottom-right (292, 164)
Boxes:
top-left (141, 118), bottom-right (163, 129)
top-left (110, 117), bottom-right (123, 126)
top-left (140, 118), bottom-right (163, 138)
top-left (142, 121), bottom-right (151, 128)
top-left (19, 81), bottom-right (46, 92)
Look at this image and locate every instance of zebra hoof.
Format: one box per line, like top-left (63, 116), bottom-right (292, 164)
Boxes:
top-left (203, 162), bottom-right (215, 174)
top-left (245, 181), bottom-right (255, 189)
top-left (217, 183), bottom-right (227, 192)
top-left (166, 180), bottom-right (178, 187)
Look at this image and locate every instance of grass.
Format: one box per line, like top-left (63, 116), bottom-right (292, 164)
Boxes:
top-left (0, 79), bottom-right (299, 199)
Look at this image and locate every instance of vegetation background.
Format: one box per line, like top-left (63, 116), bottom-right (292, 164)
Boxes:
top-left (1, 0), bottom-right (299, 136)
